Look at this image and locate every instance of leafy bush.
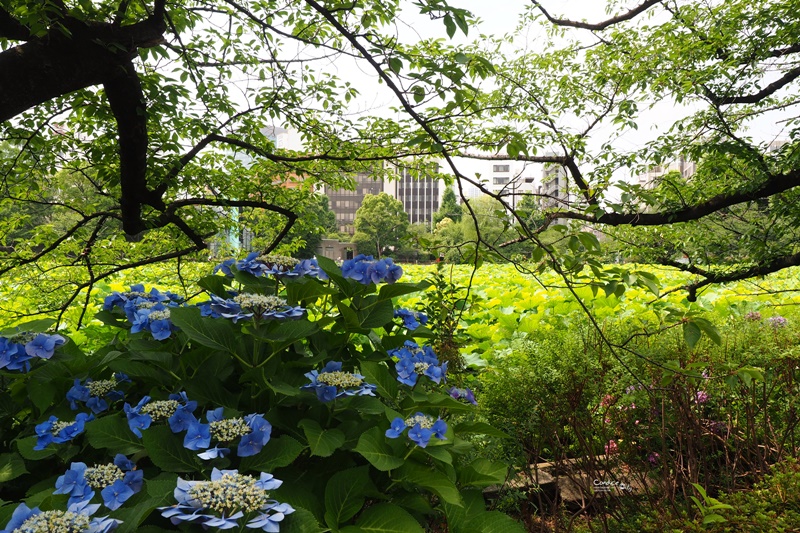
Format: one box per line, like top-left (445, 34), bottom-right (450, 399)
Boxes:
top-left (0, 254), bottom-right (521, 532)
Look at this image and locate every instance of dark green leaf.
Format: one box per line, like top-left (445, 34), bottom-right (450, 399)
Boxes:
top-left (298, 419), bottom-right (345, 457)
top-left (142, 425), bottom-right (200, 473)
top-left (85, 415), bottom-right (146, 455)
top-left (355, 427), bottom-right (404, 471)
top-left (340, 503), bottom-right (424, 533)
top-left (324, 466), bottom-right (370, 528)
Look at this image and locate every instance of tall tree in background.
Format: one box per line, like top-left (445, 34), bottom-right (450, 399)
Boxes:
top-left (433, 186), bottom-right (462, 225)
top-left (352, 193), bottom-right (409, 257)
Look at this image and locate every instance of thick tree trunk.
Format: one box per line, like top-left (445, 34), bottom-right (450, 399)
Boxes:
top-left (0, 16), bottom-right (165, 122)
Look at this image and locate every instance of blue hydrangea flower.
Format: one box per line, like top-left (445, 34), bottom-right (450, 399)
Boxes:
top-left (0, 337), bottom-right (32, 372)
top-left (103, 284), bottom-right (182, 339)
top-left (66, 373), bottom-right (130, 413)
top-left (394, 308), bottom-right (428, 330)
top-left (448, 387), bottom-right (478, 405)
top-left (213, 258), bottom-right (236, 277)
top-left (341, 255), bottom-right (403, 284)
top-left (185, 408), bottom-right (272, 459)
top-left (103, 284), bottom-right (181, 316)
top-left (389, 341), bottom-right (447, 386)
top-left (385, 413), bottom-right (447, 448)
top-left (123, 392), bottom-right (197, 438)
top-left (54, 454), bottom-right (143, 511)
top-left (1, 500), bottom-right (120, 533)
top-left (301, 361), bottom-right (377, 402)
top-left (25, 333), bottom-right (67, 359)
top-left (34, 412), bottom-right (93, 450)
top-left (158, 468), bottom-right (294, 531)
top-left (0, 332), bottom-right (66, 371)
top-left (207, 293), bottom-right (305, 323)
top-left (224, 252), bottom-right (324, 279)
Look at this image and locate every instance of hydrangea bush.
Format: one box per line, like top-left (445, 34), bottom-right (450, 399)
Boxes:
top-left (0, 255), bottom-right (520, 532)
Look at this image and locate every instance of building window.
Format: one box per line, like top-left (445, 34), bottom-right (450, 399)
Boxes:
top-left (493, 177), bottom-right (510, 185)
top-left (524, 177), bottom-right (534, 183)
top-left (493, 164), bottom-right (510, 173)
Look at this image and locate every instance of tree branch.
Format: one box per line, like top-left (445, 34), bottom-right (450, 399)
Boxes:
top-left (704, 65), bottom-right (800, 105)
top-left (530, 0), bottom-right (663, 31)
top-left (553, 169), bottom-right (800, 226)
top-left (0, 7), bottom-right (31, 40)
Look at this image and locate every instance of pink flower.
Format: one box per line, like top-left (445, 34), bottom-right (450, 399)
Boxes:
top-left (647, 452), bottom-right (660, 465)
top-left (695, 390), bottom-right (709, 404)
top-left (605, 440), bottom-right (618, 455)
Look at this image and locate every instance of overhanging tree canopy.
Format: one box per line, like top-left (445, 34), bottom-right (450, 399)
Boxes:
top-left (2, 0), bottom-right (800, 322)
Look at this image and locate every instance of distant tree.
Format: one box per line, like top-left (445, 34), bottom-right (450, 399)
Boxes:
top-left (352, 193), bottom-right (409, 257)
top-left (240, 191), bottom-right (337, 258)
top-left (460, 196), bottom-right (511, 250)
top-left (433, 217), bottom-right (467, 263)
top-left (433, 186), bottom-right (462, 225)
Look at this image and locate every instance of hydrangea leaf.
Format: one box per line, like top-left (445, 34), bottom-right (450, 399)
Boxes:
top-left (280, 508), bottom-right (324, 533)
top-left (0, 453), bottom-right (27, 482)
top-left (354, 427), bottom-right (404, 471)
top-left (360, 360), bottom-right (398, 400)
top-left (84, 415), bottom-right (145, 455)
top-left (457, 459), bottom-right (508, 488)
top-left (377, 281), bottom-right (431, 301)
top-left (339, 503), bottom-right (425, 533)
top-left (298, 419), bottom-right (345, 457)
top-left (169, 306), bottom-right (241, 354)
top-left (358, 299), bottom-right (395, 329)
top-left (141, 426), bottom-right (200, 473)
top-left (239, 435), bottom-right (305, 472)
top-left (397, 462), bottom-right (463, 507)
top-left (324, 466), bottom-right (371, 529)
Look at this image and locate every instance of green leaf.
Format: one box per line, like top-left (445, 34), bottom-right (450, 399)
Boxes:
top-left (1, 318), bottom-right (56, 335)
top-left (358, 299), bottom-right (394, 329)
top-left (388, 57), bottom-right (403, 74)
top-left (398, 462), bottom-right (462, 507)
top-left (256, 318), bottom-right (319, 342)
top-left (169, 306), bottom-right (240, 354)
top-left (281, 508), bottom-right (324, 533)
top-left (703, 513), bottom-right (728, 524)
top-left (15, 436), bottom-right (55, 460)
top-left (85, 415), bottom-right (146, 455)
top-left (298, 419), bottom-right (345, 457)
top-left (458, 458), bottom-right (508, 488)
top-left (142, 425), bottom-right (200, 473)
top-left (108, 359), bottom-right (172, 386)
top-left (355, 427), bottom-right (404, 471)
top-left (26, 380), bottom-right (54, 414)
top-left (285, 278), bottom-right (334, 305)
top-left (683, 321), bottom-right (702, 349)
top-left (443, 14), bottom-right (456, 38)
top-left (240, 435), bottom-right (305, 473)
top-left (443, 489), bottom-right (487, 532)
top-left (693, 317), bottom-right (722, 346)
top-left (377, 281), bottom-right (430, 301)
top-left (360, 361), bottom-right (398, 400)
top-left (0, 453), bottom-right (27, 482)
top-left (324, 466), bottom-right (370, 528)
top-left (197, 274), bottom-right (230, 297)
top-left (339, 503), bottom-right (424, 533)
